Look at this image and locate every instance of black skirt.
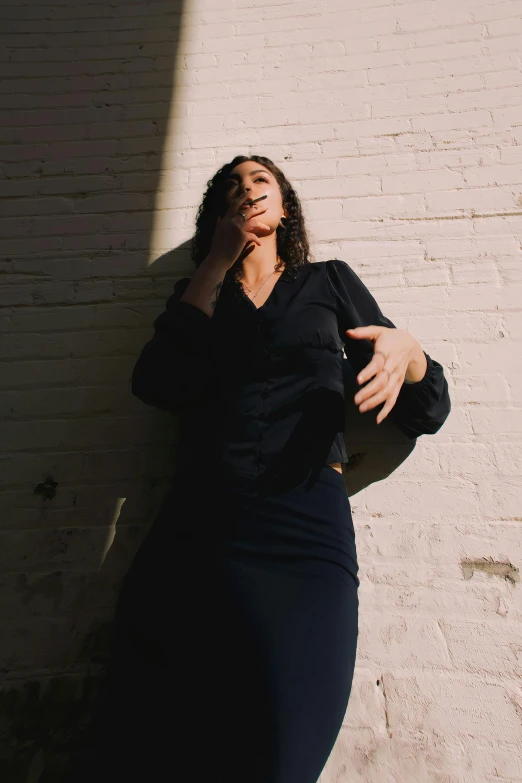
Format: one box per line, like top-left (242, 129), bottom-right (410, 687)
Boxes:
top-left (75, 465), bottom-right (360, 783)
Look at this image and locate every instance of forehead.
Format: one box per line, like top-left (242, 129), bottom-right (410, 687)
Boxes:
top-left (227, 161), bottom-right (272, 179)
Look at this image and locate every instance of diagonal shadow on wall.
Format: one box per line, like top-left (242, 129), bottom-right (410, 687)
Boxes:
top-left (0, 2), bottom-right (189, 780)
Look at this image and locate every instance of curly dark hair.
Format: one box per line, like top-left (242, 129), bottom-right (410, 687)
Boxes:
top-left (191, 155), bottom-right (312, 282)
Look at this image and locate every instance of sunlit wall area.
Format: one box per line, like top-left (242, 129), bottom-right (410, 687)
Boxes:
top-left (141, 1), bottom-right (522, 779)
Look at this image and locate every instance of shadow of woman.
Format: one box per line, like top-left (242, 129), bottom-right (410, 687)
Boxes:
top-left (341, 357), bottom-right (416, 497)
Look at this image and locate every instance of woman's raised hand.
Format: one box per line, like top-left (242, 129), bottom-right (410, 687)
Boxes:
top-left (346, 325), bottom-right (426, 424)
top-left (207, 193), bottom-right (272, 267)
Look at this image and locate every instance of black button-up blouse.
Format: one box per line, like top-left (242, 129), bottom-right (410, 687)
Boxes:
top-left (132, 260), bottom-right (451, 489)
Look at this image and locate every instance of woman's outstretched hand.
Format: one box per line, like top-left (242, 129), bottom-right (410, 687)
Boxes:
top-left (345, 326), bottom-right (428, 424)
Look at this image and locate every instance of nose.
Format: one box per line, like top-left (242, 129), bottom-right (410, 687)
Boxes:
top-left (232, 183), bottom-right (251, 202)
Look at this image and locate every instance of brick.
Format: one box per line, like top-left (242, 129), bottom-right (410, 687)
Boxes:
top-left (201, 32), bottom-right (265, 55)
top-left (470, 408), bottom-right (522, 435)
top-left (358, 480), bottom-right (480, 521)
top-left (0, 414), bottom-right (173, 453)
top-left (474, 2), bottom-right (522, 23)
top-left (450, 374), bottom-right (511, 404)
top-left (487, 16), bottom-right (522, 36)
top-left (438, 443), bottom-right (498, 478)
top-left (451, 260), bottom-right (502, 286)
top-left (484, 68), bottom-right (522, 89)
top-left (448, 283), bottom-right (522, 313)
top-left (304, 200), bottom-right (343, 222)
top-left (385, 672), bottom-right (522, 744)
top-left (0, 387), bottom-right (140, 424)
top-left (425, 234), bottom-right (518, 263)
top-left (335, 117), bottom-right (411, 140)
top-left (406, 40), bottom-right (486, 65)
top-left (478, 480), bottom-right (522, 519)
top-left (345, 194), bottom-right (426, 221)
top-left (400, 19), bottom-right (482, 41)
top-left (412, 109), bottom-right (493, 133)
top-left (403, 263), bottom-right (451, 287)
top-left (458, 341), bottom-right (522, 374)
top-left (449, 85), bottom-right (522, 114)
top-left (372, 95), bottom-right (447, 119)
top-left (382, 169), bottom-right (465, 194)
top-left (358, 614), bottom-right (452, 668)
top-left (0, 329), bottom-right (150, 361)
top-left (493, 443), bottom-right (522, 476)
top-left (341, 667), bottom-right (387, 731)
top-left (302, 177), bottom-right (381, 200)
top-left (463, 162), bottom-right (522, 187)
top-left (368, 60), bottom-right (445, 85)
top-left (426, 186), bottom-right (519, 214)
top-left (406, 73), bottom-right (484, 97)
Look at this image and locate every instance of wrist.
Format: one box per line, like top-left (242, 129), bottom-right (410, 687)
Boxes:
top-left (203, 252), bottom-right (234, 271)
top-left (405, 344), bottom-right (428, 383)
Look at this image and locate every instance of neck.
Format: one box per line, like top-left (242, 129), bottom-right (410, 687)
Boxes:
top-left (239, 236), bottom-right (282, 287)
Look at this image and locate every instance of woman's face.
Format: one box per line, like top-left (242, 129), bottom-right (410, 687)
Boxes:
top-left (222, 161), bottom-right (286, 233)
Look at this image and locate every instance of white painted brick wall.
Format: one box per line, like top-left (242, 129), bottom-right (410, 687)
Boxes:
top-left (2, 0), bottom-right (522, 779)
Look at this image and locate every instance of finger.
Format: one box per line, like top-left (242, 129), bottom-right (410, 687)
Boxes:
top-left (243, 232), bottom-right (262, 247)
top-left (356, 352), bottom-right (386, 385)
top-left (230, 208), bottom-right (268, 225)
top-left (236, 206), bottom-right (268, 221)
top-left (246, 207), bottom-right (268, 217)
top-left (355, 372), bottom-right (390, 410)
top-left (346, 326), bottom-right (383, 341)
top-left (376, 385), bottom-right (401, 425)
top-left (358, 373), bottom-right (400, 413)
top-left (248, 222), bottom-right (271, 234)
top-left (224, 194), bottom-right (249, 220)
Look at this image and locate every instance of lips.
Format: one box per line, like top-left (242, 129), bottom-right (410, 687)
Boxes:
top-left (240, 194), bottom-right (267, 209)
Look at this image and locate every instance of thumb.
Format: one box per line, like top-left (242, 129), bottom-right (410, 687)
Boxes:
top-left (346, 325), bottom-right (381, 340)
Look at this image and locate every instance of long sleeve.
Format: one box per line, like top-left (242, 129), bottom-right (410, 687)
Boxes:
top-left (326, 259), bottom-right (451, 439)
top-left (131, 277), bottom-right (215, 412)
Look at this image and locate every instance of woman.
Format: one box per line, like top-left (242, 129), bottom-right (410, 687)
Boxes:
top-left (76, 156), bottom-right (450, 783)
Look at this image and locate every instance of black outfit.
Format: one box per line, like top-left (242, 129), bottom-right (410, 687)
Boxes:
top-left (76, 260), bottom-right (450, 783)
